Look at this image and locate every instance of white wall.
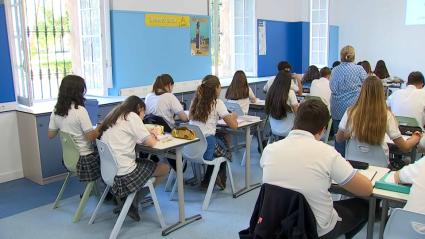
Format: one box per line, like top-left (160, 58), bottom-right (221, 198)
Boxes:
top-left (111, 0), bottom-right (208, 15)
top-left (329, 0), bottom-right (425, 78)
top-left (256, 0), bottom-right (309, 22)
top-left (0, 111), bottom-right (23, 183)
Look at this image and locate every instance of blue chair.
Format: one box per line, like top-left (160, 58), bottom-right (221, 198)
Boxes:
top-left (89, 139), bottom-right (165, 239)
top-left (384, 208), bottom-right (425, 238)
top-left (345, 138), bottom-right (388, 167)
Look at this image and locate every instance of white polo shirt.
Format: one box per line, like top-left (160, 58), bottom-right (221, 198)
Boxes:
top-left (145, 92), bottom-right (184, 128)
top-left (226, 87), bottom-right (256, 114)
top-left (189, 99), bottom-right (230, 137)
top-left (269, 90), bottom-right (299, 136)
top-left (310, 77), bottom-right (331, 107)
top-left (101, 112), bottom-right (151, 176)
top-left (48, 104), bottom-right (94, 156)
top-left (263, 77), bottom-right (299, 93)
top-left (261, 130), bottom-right (356, 236)
top-left (387, 85), bottom-right (425, 128)
top-left (339, 109), bottom-right (402, 158)
top-left (399, 158), bottom-right (425, 214)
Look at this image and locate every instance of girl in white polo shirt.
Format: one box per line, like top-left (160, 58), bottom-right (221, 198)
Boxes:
top-left (145, 74), bottom-right (188, 128)
top-left (265, 71), bottom-right (299, 138)
top-left (225, 70), bottom-right (257, 115)
top-left (48, 75), bottom-right (101, 182)
top-left (99, 96), bottom-right (169, 221)
top-left (189, 75), bottom-right (238, 189)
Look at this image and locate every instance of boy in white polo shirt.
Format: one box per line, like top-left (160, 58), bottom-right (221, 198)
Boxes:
top-left (387, 71), bottom-right (425, 128)
top-left (310, 67), bottom-right (332, 108)
top-left (261, 99), bottom-right (373, 238)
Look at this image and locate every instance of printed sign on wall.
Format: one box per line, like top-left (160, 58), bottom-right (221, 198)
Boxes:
top-left (190, 17), bottom-right (210, 56)
top-left (145, 14), bottom-right (189, 27)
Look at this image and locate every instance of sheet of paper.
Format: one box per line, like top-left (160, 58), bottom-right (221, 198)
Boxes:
top-left (359, 169), bottom-right (377, 181)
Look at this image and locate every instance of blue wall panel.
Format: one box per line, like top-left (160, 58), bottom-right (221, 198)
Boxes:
top-left (0, 4), bottom-right (16, 103)
top-left (328, 25), bottom-right (339, 67)
top-left (109, 11), bottom-right (212, 96)
top-left (301, 22), bottom-right (310, 72)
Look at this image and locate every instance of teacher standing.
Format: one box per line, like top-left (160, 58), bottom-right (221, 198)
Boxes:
top-left (330, 45), bottom-right (367, 156)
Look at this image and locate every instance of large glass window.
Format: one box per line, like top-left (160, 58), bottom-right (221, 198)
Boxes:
top-left (309, 0), bottom-right (329, 68)
top-left (5, 0), bottom-right (111, 105)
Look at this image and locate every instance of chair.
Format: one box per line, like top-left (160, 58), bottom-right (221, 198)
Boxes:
top-left (89, 139), bottom-right (165, 239)
top-left (345, 138), bottom-right (388, 167)
top-left (225, 101), bottom-right (245, 116)
top-left (321, 118), bottom-right (333, 144)
top-left (384, 208), bottom-right (425, 239)
top-left (396, 116), bottom-right (420, 127)
top-left (169, 125), bottom-right (235, 210)
top-left (267, 114), bottom-right (295, 144)
top-left (53, 131), bottom-right (97, 223)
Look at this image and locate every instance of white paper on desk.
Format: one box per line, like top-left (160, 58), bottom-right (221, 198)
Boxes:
top-left (239, 115), bottom-right (261, 122)
top-left (384, 171), bottom-right (397, 184)
top-left (217, 118), bottom-right (244, 125)
top-left (358, 169), bottom-right (377, 181)
top-left (255, 99), bottom-right (265, 104)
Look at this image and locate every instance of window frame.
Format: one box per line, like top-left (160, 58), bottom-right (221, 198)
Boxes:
top-left (309, 0), bottom-right (329, 68)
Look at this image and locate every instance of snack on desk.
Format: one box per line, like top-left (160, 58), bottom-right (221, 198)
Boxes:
top-left (171, 127), bottom-right (196, 140)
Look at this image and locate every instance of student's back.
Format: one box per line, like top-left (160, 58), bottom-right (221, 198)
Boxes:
top-left (225, 70), bottom-right (256, 114)
top-left (310, 67), bottom-right (331, 107)
top-left (396, 158), bottom-right (425, 214)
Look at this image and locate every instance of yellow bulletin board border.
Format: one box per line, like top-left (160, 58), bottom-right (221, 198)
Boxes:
top-left (145, 14), bottom-right (190, 27)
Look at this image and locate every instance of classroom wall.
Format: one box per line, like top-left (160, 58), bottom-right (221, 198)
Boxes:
top-left (108, 0), bottom-right (211, 95)
top-left (0, 3), bottom-right (15, 104)
top-left (329, 0), bottom-right (425, 78)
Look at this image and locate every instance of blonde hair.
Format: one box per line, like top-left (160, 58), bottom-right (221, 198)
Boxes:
top-left (347, 76), bottom-right (388, 145)
top-left (340, 45), bottom-right (355, 62)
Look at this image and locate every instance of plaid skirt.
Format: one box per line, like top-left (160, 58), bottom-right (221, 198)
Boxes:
top-left (214, 135), bottom-right (232, 161)
top-left (112, 159), bottom-right (157, 198)
top-left (76, 152), bottom-right (101, 182)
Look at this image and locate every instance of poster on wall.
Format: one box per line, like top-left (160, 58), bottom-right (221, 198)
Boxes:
top-left (145, 14), bottom-right (189, 27)
top-left (190, 17), bottom-right (210, 56)
top-left (258, 20), bottom-right (267, 55)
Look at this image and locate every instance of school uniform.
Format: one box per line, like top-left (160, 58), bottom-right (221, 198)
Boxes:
top-left (399, 158), bottom-right (425, 214)
top-left (310, 77), bottom-right (331, 108)
top-left (269, 90), bottom-right (299, 137)
top-left (145, 92), bottom-right (184, 128)
top-left (339, 109), bottom-right (402, 160)
top-left (261, 129), bottom-right (368, 237)
top-left (386, 85), bottom-right (425, 128)
top-left (263, 77), bottom-right (299, 94)
top-left (101, 112), bottom-right (156, 198)
top-left (48, 104), bottom-right (100, 182)
top-left (226, 87), bottom-right (256, 114)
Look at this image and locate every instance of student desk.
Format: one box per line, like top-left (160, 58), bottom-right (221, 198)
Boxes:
top-left (217, 117), bottom-right (263, 198)
top-left (135, 137), bottom-right (201, 236)
top-left (385, 135), bottom-right (418, 163)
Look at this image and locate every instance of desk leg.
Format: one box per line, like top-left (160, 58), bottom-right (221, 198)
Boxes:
top-left (161, 148), bottom-right (202, 236)
top-left (257, 124), bottom-right (264, 153)
top-left (379, 200), bottom-right (389, 239)
top-left (367, 197), bottom-right (376, 239)
top-left (233, 127), bottom-right (261, 198)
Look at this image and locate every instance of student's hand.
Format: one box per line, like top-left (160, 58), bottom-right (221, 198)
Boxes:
top-left (413, 131), bottom-right (422, 138)
top-left (394, 171), bottom-right (401, 184)
top-left (149, 128), bottom-right (162, 138)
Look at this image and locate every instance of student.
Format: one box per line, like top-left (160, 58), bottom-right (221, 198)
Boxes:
top-left (387, 71), bottom-right (425, 128)
top-left (265, 71), bottom-right (299, 137)
top-left (310, 67), bottom-right (331, 107)
top-left (145, 74), bottom-right (188, 128)
top-left (336, 76), bottom-right (421, 165)
top-left (263, 61), bottom-right (302, 96)
top-left (189, 75), bottom-right (238, 189)
top-left (261, 99), bottom-right (373, 238)
top-left (331, 60), bottom-right (341, 69)
top-left (394, 158), bottom-right (425, 214)
top-left (361, 61), bottom-right (373, 76)
top-left (374, 59), bottom-right (390, 80)
top-left (48, 75), bottom-right (101, 182)
top-left (225, 70), bottom-right (257, 115)
top-left (99, 96), bottom-right (169, 221)
top-left (302, 65), bottom-right (320, 85)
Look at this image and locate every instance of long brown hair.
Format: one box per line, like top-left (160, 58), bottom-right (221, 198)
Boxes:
top-left (190, 75), bottom-right (221, 123)
top-left (265, 71), bottom-right (292, 119)
top-left (374, 60), bottom-right (390, 79)
top-left (347, 76), bottom-right (388, 145)
top-left (225, 70), bottom-right (249, 100)
top-left (152, 74), bottom-right (174, 95)
top-left (98, 95), bottom-right (146, 138)
top-left (54, 75), bottom-right (86, 116)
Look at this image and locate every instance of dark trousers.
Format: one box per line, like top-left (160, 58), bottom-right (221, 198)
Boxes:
top-left (332, 119), bottom-right (346, 157)
top-left (320, 198), bottom-right (369, 239)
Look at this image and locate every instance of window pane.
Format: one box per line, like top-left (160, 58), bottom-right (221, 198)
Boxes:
top-left (234, 0), bottom-right (244, 18)
top-left (235, 36), bottom-right (244, 54)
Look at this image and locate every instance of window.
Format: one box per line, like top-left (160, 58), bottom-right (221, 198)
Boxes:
top-left (4, 0), bottom-right (111, 105)
top-left (210, 0), bottom-right (256, 78)
top-left (309, 0), bottom-right (329, 68)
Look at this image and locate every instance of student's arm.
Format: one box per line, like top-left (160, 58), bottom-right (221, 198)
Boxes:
top-left (48, 113), bottom-right (59, 139)
top-left (177, 111), bottom-right (189, 122)
top-left (84, 127), bottom-right (100, 141)
top-left (335, 111), bottom-right (350, 143)
top-left (291, 104), bottom-right (299, 114)
top-left (171, 94), bottom-right (188, 122)
top-left (341, 172), bottom-right (373, 197)
top-left (292, 73), bottom-right (303, 96)
top-left (130, 113), bottom-right (158, 147)
top-left (289, 91), bottom-right (299, 114)
top-left (48, 130), bottom-right (58, 139)
top-left (248, 87), bottom-right (257, 103)
top-left (336, 129), bottom-right (350, 143)
top-left (143, 134), bottom-right (158, 147)
top-left (393, 134), bottom-right (421, 153)
top-left (223, 112), bottom-right (238, 129)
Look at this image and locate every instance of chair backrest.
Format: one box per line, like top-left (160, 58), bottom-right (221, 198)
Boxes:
top-left (384, 208), bottom-right (425, 239)
top-left (181, 125), bottom-right (208, 163)
top-left (59, 131), bottom-right (80, 172)
top-left (321, 118), bottom-right (333, 143)
top-left (269, 114), bottom-right (295, 137)
top-left (345, 138), bottom-right (388, 167)
top-left (396, 116), bottom-right (420, 127)
top-left (96, 139), bottom-right (119, 186)
top-left (225, 101), bottom-right (245, 116)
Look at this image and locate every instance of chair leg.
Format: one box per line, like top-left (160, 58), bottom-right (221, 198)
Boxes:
top-left (73, 181), bottom-right (95, 223)
top-left (165, 169), bottom-right (175, 192)
top-left (109, 192), bottom-right (136, 239)
top-left (226, 161), bottom-right (235, 194)
top-left (241, 135), bottom-right (254, 166)
top-left (88, 185), bottom-right (110, 224)
top-left (146, 180), bottom-right (166, 229)
top-left (202, 161), bottom-right (221, 210)
top-left (170, 176), bottom-right (178, 201)
top-left (53, 172), bottom-right (71, 209)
